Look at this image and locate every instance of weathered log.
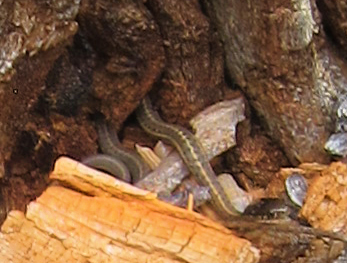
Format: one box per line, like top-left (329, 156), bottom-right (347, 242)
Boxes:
top-left (2, 1), bottom-right (347, 262)
top-left (2, 157), bottom-right (347, 262)
top-left (0, 157), bottom-right (259, 263)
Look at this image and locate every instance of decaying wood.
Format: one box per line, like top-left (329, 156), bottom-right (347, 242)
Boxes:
top-left (78, 0), bottom-right (165, 129)
top-left (2, 1), bottom-right (347, 262)
top-left (0, 0), bottom-right (79, 161)
top-left (0, 0), bottom-right (232, 217)
top-left (2, 157), bottom-right (347, 263)
top-left (225, 218), bottom-right (347, 263)
top-left (265, 160), bottom-right (347, 229)
top-left (0, 157), bottom-right (259, 263)
top-left (146, 0), bottom-right (227, 126)
top-left (223, 162), bottom-right (347, 263)
top-left (301, 162), bottom-right (347, 234)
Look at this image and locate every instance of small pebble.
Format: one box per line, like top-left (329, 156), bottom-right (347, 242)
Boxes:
top-left (285, 173), bottom-right (308, 207)
top-left (325, 133), bottom-right (347, 157)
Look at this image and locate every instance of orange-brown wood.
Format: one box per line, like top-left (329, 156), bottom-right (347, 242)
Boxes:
top-left (301, 162), bottom-right (347, 234)
top-left (0, 157), bottom-right (259, 263)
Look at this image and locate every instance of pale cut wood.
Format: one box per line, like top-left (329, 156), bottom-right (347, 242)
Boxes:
top-left (0, 156), bottom-right (260, 263)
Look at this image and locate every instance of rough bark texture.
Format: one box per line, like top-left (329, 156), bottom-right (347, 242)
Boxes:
top-left (317, 0), bottom-right (347, 53)
top-left (1, 157), bottom-right (346, 263)
top-left (146, 0), bottom-right (226, 126)
top-left (0, 0), bottom-right (81, 215)
top-left (78, 0), bottom-right (165, 129)
top-left (205, 0), bottom-right (347, 165)
top-left (0, 0), bottom-right (232, 216)
top-left (1, 1), bottom-right (347, 262)
top-left (227, 127), bottom-right (290, 188)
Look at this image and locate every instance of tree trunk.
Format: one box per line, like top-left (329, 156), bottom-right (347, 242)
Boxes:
top-left (205, 0), bottom-right (347, 165)
top-left (0, 1), bottom-right (347, 262)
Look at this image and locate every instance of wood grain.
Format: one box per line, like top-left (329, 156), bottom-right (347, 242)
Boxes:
top-left (0, 157), bottom-right (260, 263)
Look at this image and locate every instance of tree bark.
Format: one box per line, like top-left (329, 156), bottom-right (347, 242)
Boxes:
top-left (1, 1), bottom-right (347, 262)
top-left (205, 0), bottom-right (347, 164)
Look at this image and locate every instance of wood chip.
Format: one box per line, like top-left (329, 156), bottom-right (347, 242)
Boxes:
top-left (301, 162), bottom-right (347, 234)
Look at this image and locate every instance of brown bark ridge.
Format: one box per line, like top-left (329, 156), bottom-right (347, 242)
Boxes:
top-left (317, 0), bottom-right (347, 53)
top-left (0, 1), bottom-right (79, 162)
top-left (205, 0), bottom-right (347, 165)
top-left (0, 0), bottom-right (82, 215)
top-left (227, 130), bottom-right (290, 188)
top-left (146, 0), bottom-right (227, 126)
top-left (78, 0), bottom-right (165, 129)
top-left (0, 0), bottom-right (165, 215)
top-left (0, 157), bottom-right (259, 263)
